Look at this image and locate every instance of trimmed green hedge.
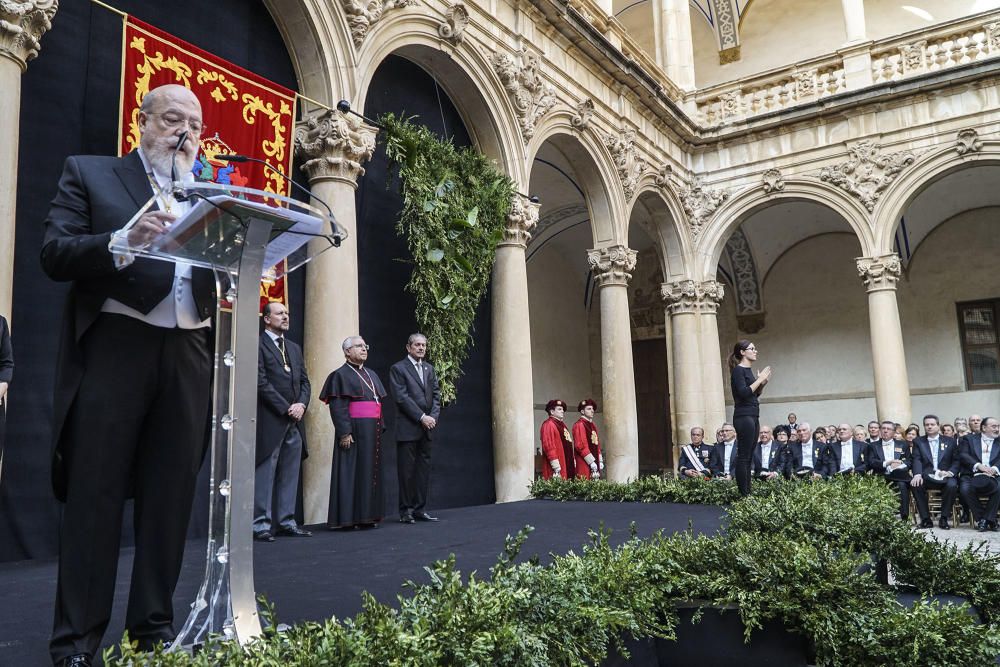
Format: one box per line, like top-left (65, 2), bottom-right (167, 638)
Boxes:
top-left (107, 477), bottom-right (1000, 666)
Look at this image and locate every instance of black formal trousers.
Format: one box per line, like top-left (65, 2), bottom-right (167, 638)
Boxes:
top-left (397, 435), bottom-right (432, 516)
top-left (733, 415), bottom-right (758, 497)
top-left (50, 314), bottom-right (211, 662)
top-left (913, 475), bottom-right (959, 521)
top-left (959, 475), bottom-right (1000, 524)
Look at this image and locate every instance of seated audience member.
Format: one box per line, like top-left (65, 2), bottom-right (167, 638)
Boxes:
top-left (941, 422), bottom-right (956, 439)
top-left (790, 423), bottom-right (824, 480)
top-left (679, 427), bottom-right (715, 479)
top-left (853, 425), bottom-right (868, 442)
top-left (823, 423), bottom-right (868, 478)
top-left (773, 426), bottom-right (794, 479)
top-left (711, 423), bottom-right (738, 479)
top-left (813, 428), bottom-right (828, 445)
top-left (910, 414), bottom-right (959, 530)
top-left (868, 420), bottom-right (914, 520)
top-left (714, 427), bottom-right (724, 446)
top-left (866, 420), bottom-right (881, 445)
top-left (969, 414), bottom-right (983, 435)
top-left (753, 426), bottom-right (785, 480)
top-left (825, 425), bottom-right (837, 442)
top-left (903, 425), bottom-right (919, 455)
top-left (955, 418), bottom-right (971, 441)
top-left (788, 428), bottom-right (800, 444)
top-left (958, 416), bottom-right (1000, 532)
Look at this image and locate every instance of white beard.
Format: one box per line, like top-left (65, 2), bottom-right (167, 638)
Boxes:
top-left (145, 145), bottom-right (195, 181)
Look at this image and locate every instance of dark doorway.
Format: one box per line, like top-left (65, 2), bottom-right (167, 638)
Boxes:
top-left (633, 338), bottom-right (671, 475)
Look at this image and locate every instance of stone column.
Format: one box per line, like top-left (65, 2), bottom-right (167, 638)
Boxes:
top-left (655, 0), bottom-right (696, 91)
top-left (697, 281), bottom-right (727, 431)
top-left (840, 0), bottom-right (867, 43)
top-left (858, 254), bottom-right (912, 426)
top-left (588, 245), bottom-right (639, 482)
top-left (294, 110), bottom-right (377, 524)
top-left (661, 280), bottom-right (725, 444)
top-left (492, 195), bottom-right (538, 502)
top-left (0, 1), bottom-right (57, 322)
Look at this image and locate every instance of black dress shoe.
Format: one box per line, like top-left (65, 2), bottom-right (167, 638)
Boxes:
top-left (990, 520), bottom-right (999, 532)
top-left (938, 518), bottom-right (951, 530)
top-left (413, 512), bottom-right (438, 522)
top-left (276, 525), bottom-right (312, 537)
top-left (359, 522), bottom-right (379, 529)
top-left (976, 519), bottom-right (988, 532)
top-left (399, 514), bottom-right (415, 524)
top-left (59, 655), bottom-right (92, 667)
top-left (253, 530), bottom-right (275, 542)
top-left (917, 518), bottom-right (934, 529)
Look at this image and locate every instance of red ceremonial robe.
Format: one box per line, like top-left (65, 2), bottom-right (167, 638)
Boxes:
top-left (572, 418), bottom-right (602, 479)
top-left (540, 417), bottom-right (575, 479)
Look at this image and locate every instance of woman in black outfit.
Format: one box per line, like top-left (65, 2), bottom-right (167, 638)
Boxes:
top-left (730, 340), bottom-right (771, 497)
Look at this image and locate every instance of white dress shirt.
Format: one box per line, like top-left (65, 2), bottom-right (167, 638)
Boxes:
top-left (801, 440), bottom-right (814, 468)
top-left (981, 437), bottom-right (996, 468)
top-left (760, 442), bottom-right (772, 471)
top-left (102, 148), bottom-right (209, 330)
top-left (723, 440), bottom-right (735, 475)
top-left (928, 437), bottom-right (939, 470)
top-left (881, 440), bottom-right (897, 472)
top-left (839, 440), bottom-right (854, 472)
top-left (409, 355), bottom-right (424, 384)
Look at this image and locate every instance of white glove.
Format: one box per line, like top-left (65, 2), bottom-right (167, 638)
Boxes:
top-left (589, 462), bottom-right (598, 473)
top-left (550, 461), bottom-right (562, 477)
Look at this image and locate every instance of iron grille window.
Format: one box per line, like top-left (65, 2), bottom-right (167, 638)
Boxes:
top-left (957, 300), bottom-right (1000, 389)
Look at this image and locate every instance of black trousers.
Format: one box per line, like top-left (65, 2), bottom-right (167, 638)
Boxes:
top-left (733, 415), bottom-right (758, 497)
top-left (959, 475), bottom-right (1000, 524)
top-left (50, 315), bottom-right (211, 662)
top-left (912, 474), bottom-right (958, 521)
top-left (397, 435), bottom-right (432, 516)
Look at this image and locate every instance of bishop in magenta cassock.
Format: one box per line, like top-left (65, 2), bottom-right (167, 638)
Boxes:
top-left (320, 336), bottom-right (386, 529)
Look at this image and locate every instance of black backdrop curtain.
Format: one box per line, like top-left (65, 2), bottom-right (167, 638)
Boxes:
top-left (0, 0), bottom-right (300, 562)
top-left (358, 55), bottom-right (496, 516)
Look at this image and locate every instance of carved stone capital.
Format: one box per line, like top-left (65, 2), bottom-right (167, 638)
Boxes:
top-left (819, 141), bottom-right (915, 212)
top-left (856, 254), bottom-right (902, 292)
top-left (660, 280), bottom-right (725, 314)
top-left (0, 0), bottom-right (58, 70)
top-left (501, 194), bottom-right (539, 248)
top-left (438, 3), bottom-right (469, 45)
top-left (677, 177), bottom-right (730, 240)
top-left (491, 48), bottom-right (556, 141)
top-left (588, 245), bottom-right (637, 287)
top-left (601, 128), bottom-right (646, 201)
top-left (956, 128), bottom-right (982, 155)
top-left (294, 110), bottom-right (377, 186)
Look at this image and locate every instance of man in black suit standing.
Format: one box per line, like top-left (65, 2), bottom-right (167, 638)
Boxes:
top-left (389, 333), bottom-right (441, 524)
top-left (958, 416), bottom-right (1000, 532)
top-left (910, 414), bottom-right (960, 529)
top-left (254, 301), bottom-right (311, 542)
top-left (42, 85), bottom-right (216, 666)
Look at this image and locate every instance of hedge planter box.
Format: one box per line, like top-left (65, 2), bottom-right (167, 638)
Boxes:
top-left (602, 602), bottom-right (810, 667)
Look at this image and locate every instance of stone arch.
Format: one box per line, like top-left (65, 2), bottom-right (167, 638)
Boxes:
top-left (695, 178), bottom-right (877, 280)
top-left (353, 23), bottom-right (526, 185)
top-left (527, 112), bottom-right (626, 247)
top-left (263, 0), bottom-right (355, 104)
top-left (872, 137), bottom-right (1000, 254)
top-left (627, 179), bottom-right (692, 281)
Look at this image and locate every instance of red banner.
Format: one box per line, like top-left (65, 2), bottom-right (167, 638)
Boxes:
top-left (118, 16), bottom-right (296, 311)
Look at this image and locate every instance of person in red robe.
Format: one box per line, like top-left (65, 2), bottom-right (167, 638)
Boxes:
top-left (540, 399), bottom-right (575, 479)
top-left (572, 399), bottom-right (603, 479)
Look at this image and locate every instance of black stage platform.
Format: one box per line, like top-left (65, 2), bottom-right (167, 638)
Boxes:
top-left (0, 500), bottom-right (725, 666)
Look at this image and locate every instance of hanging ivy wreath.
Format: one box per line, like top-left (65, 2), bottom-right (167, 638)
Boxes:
top-left (380, 113), bottom-right (516, 404)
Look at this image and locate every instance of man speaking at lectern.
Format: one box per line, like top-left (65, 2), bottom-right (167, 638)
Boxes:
top-left (41, 84), bottom-right (215, 667)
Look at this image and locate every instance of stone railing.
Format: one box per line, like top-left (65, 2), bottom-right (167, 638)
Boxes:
top-left (692, 56), bottom-right (847, 125)
top-left (689, 8), bottom-right (1000, 126)
top-left (871, 13), bottom-right (1000, 83)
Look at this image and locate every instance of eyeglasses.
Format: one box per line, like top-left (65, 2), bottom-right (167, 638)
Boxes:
top-left (745, 346), bottom-right (758, 352)
top-left (351, 343), bottom-right (370, 350)
top-left (146, 111), bottom-right (205, 135)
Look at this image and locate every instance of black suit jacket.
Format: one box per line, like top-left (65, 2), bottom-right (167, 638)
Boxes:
top-left (710, 441), bottom-right (737, 477)
top-left (867, 439), bottom-right (913, 480)
top-left (753, 441), bottom-right (788, 477)
top-left (256, 332), bottom-right (310, 465)
top-left (959, 434), bottom-right (1000, 476)
top-left (790, 441), bottom-right (826, 476)
top-left (41, 151), bottom-right (216, 500)
top-left (389, 357), bottom-right (442, 442)
top-left (822, 439), bottom-right (869, 477)
top-left (911, 435), bottom-right (959, 477)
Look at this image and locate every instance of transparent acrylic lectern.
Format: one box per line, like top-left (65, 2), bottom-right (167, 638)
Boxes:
top-left (114, 181), bottom-right (344, 651)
